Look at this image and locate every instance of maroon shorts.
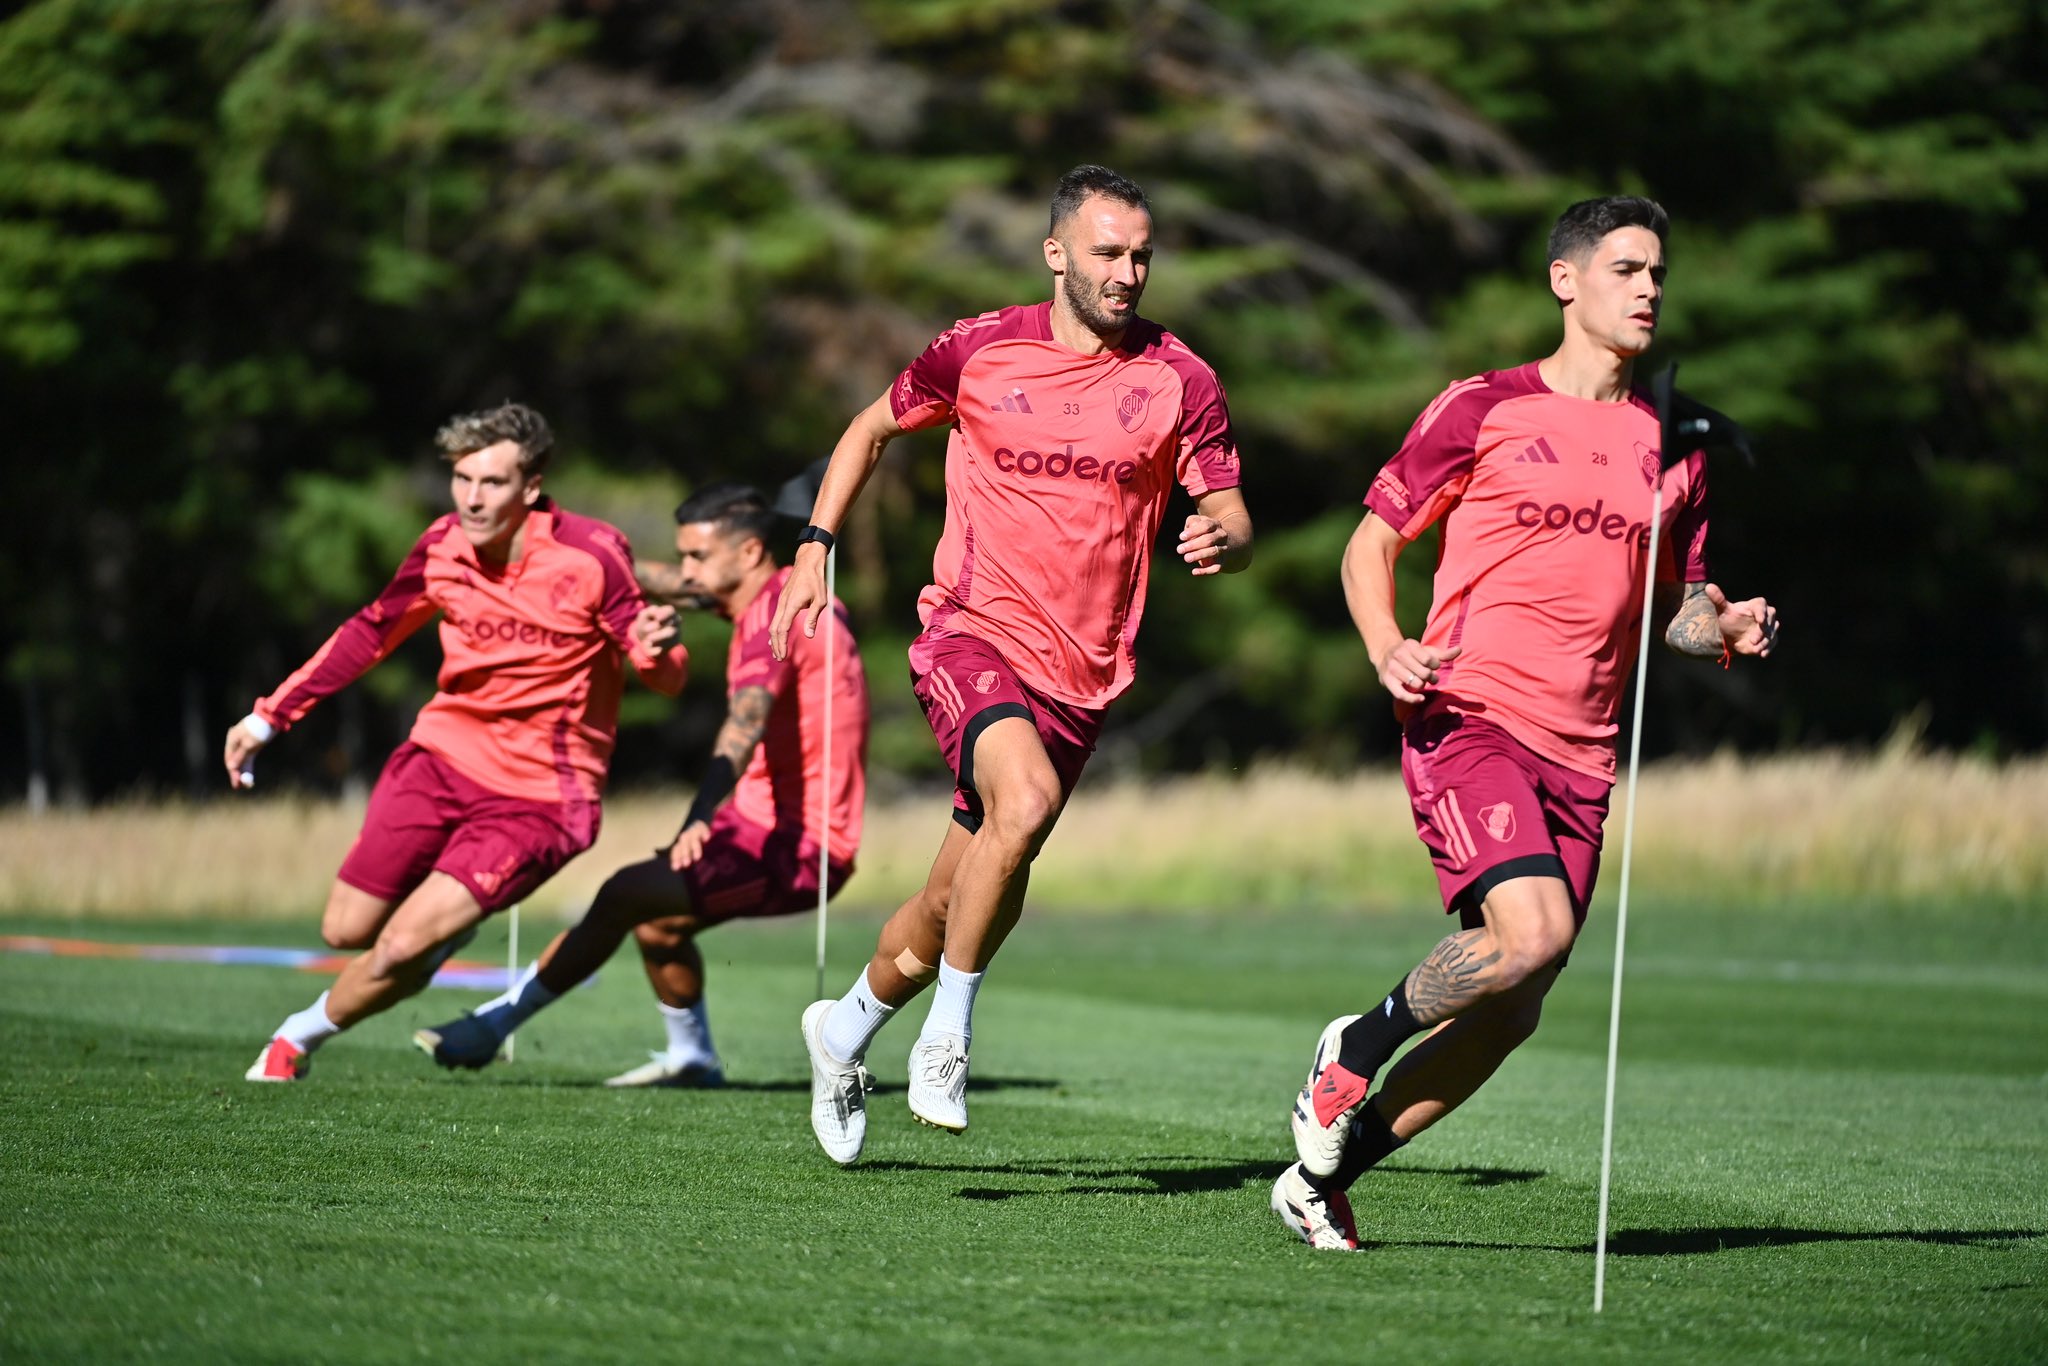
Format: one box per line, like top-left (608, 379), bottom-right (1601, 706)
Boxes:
top-left (908, 627), bottom-right (1107, 834)
top-left (1401, 712), bottom-right (1612, 926)
top-left (677, 803), bottom-right (853, 922)
top-left (336, 742), bottom-right (598, 914)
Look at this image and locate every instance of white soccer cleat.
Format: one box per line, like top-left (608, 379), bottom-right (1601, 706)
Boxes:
top-left (802, 1000), bottom-right (872, 1165)
top-left (1271, 1161), bottom-right (1361, 1251)
top-left (603, 1051), bottom-right (725, 1089)
top-left (245, 1036), bottom-right (309, 1083)
top-left (906, 1033), bottom-right (969, 1133)
top-left (1291, 1013), bottom-right (1370, 1178)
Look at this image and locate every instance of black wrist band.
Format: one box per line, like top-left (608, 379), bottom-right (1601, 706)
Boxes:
top-left (796, 524), bottom-right (836, 551)
top-left (682, 794), bottom-right (719, 832)
top-left (683, 755), bottom-right (739, 831)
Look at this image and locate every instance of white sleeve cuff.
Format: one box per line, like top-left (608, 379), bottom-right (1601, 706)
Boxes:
top-left (240, 712), bottom-right (276, 743)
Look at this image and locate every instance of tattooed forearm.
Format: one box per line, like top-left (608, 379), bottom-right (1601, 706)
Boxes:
top-left (1404, 928), bottom-right (1505, 1025)
top-left (636, 559), bottom-right (688, 602)
top-left (1663, 581), bottom-right (1724, 657)
top-left (710, 685), bottom-right (775, 769)
top-left (683, 686), bottom-right (778, 830)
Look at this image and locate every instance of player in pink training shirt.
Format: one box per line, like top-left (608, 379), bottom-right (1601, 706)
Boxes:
top-left (412, 483), bottom-right (869, 1084)
top-left (1272, 198), bottom-right (1783, 1251)
top-left (224, 403), bottom-right (687, 1083)
top-left (772, 165), bottom-right (1255, 1164)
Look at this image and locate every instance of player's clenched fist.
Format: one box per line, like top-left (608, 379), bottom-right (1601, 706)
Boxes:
top-left (222, 720), bottom-right (267, 790)
top-left (630, 603), bottom-right (680, 655)
top-left (1375, 641), bottom-right (1462, 704)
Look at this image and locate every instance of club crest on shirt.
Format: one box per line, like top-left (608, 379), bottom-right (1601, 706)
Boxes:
top-left (1634, 442), bottom-right (1662, 489)
top-left (1479, 802), bottom-right (1516, 842)
top-left (549, 575), bottom-right (582, 614)
top-left (970, 670), bottom-right (1000, 695)
top-left (1113, 383), bottom-right (1152, 433)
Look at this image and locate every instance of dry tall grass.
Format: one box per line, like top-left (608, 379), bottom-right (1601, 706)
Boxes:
top-left (3, 749), bottom-right (2042, 921)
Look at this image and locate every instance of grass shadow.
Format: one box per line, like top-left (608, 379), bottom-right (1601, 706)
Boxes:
top-left (1359, 1227), bottom-right (2045, 1256)
top-left (915, 1157), bottom-right (1274, 1201)
top-left (481, 1078), bottom-right (815, 1093)
top-left (1592, 1226), bottom-right (2045, 1256)
top-left (1378, 1163), bottom-right (1546, 1189)
top-left (482, 1074), bottom-right (1062, 1094)
top-left (858, 1155), bottom-right (1544, 1201)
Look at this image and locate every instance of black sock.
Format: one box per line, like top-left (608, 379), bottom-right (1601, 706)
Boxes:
top-left (1335, 976), bottom-right (1423, 1080)
top-left (1305, 1101), bottom-right (1406, 1194)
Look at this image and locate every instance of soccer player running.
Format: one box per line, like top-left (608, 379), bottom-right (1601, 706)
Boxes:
top-left (1273, 197), bottom-right (1782, 1250)
top-left (226, 404), bottom-right (687, 1082)
top-left (413, 484), bottom-right (870, 1084)
top-left (771, 164), bottom-right (1254, 1164)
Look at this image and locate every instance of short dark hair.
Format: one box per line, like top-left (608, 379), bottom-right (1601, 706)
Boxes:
top-left (672, 482), bottom-right (778, 550)
top-left (1547, 196), bottom-right (1669, 272)
top-left (436, 402), bottom-right (554, 476)
top-left (1049, 164), bottom-right (1150, 237)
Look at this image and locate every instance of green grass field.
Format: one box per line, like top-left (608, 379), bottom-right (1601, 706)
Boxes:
top-left (3, 896), bottom-right (2043, 1363)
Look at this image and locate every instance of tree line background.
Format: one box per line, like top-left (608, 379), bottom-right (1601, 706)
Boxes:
top-left (4, 0), bottom-right (2043, 804)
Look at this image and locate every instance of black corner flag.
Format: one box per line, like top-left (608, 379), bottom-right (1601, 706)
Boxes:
top-left (773, 457), bottom-right (830, 520)
top-left (1652, 363), bottom-right (1754, 470)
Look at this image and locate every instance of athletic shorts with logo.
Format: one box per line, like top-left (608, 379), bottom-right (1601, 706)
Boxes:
top-left (667, 802), bottom-right (852, 923)
top-left (908, 627), bottom-right (1106, 833)
top-left (1401, 712), bottom-right (1611, 926)
top-left (337, 741), bottom-right (599, 913)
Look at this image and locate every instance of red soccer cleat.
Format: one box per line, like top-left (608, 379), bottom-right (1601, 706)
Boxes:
top-left (244, 1036), bottom-right (310, 1083)
top-left (1290, 1014), bottom-right (1370, 1177)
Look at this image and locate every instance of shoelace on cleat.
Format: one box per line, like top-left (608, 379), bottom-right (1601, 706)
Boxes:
top-left (830, 1064), bottom-right (872, 1123)
top-left (918, 1042), bottom-right (967, 1089)
top-left (1300, 1185), bottom-right (1357, 1246)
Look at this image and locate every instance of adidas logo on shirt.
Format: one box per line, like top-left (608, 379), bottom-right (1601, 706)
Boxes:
top-left (990, 388), bottom-right (1034, 414)
top-left (1514, 438), bottom-right (1561, 465)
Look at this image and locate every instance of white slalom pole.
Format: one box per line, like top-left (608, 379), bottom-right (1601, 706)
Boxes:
top-left (503, 902), bottom-right (520, 1063)
top-left (815, 548), bottom-right (835, 1002)
top-left (1594, 480), bottom-right (1665, 1312)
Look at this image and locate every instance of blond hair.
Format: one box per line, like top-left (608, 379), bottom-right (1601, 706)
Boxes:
top-left (435, 402), bottom-right (555, 476)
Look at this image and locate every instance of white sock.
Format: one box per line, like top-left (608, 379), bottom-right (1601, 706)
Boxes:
top-left (276, 991), bottom-right (341, 1052)
top-left (820, 966), bottom-right (896, 1063)
top-left (658, 1000), bottom-right (717, 1066)
top-left (472, 961), bottom-right (557, 1034)
top-left (920, 961), bottom-right (984, 1050)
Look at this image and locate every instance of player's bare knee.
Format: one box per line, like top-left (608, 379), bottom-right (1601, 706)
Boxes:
top-left (913, 877), bottom-right (954, 928)
top-left (320, 918), bottom-right (374, 950)
top-left (367, 930), bottom-right (434, 981)
top-left (984, 779), bottom-right (1062, 852)
top-left (320, 886), bottom-right (383, 949)
top-left (1497, 933), bottom-right (1571, 990)
top-left (1483, 888), bottom-right (1576, 988)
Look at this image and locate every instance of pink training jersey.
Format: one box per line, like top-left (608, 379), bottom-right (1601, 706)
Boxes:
top-left (254, 499), bottom-right (688, 805)
top-left (1365, 361), bottom-right (1710, 781)
top-left (726, 567), bottom-right (869, 867)
top-left (890, 301), bottom-right (1242, 708)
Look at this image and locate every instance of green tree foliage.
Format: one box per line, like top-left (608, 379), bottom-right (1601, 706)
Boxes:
top-left (1226, 0), bottom-right (2048, 755)
top-left (2, 0), bottom-right (2040, 800)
